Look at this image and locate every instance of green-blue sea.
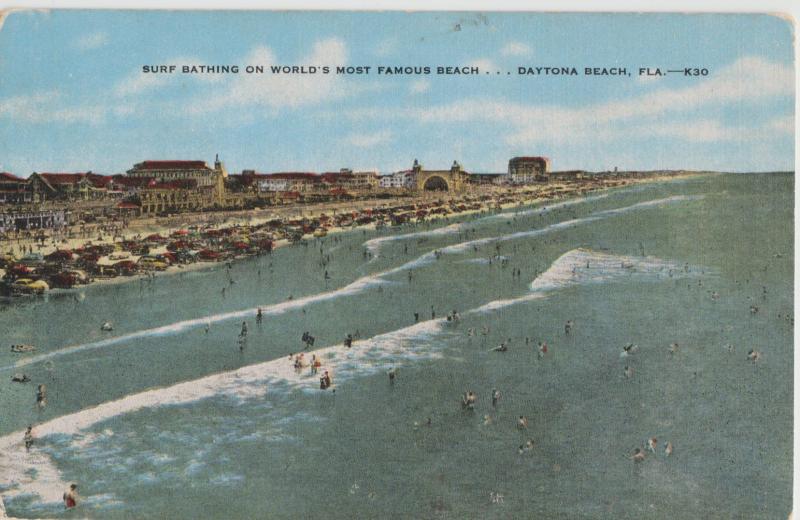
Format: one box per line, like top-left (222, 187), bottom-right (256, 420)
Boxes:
top-left (0, 172), bottom-right (793, 519)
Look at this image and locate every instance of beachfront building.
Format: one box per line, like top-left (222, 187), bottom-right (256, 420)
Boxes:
top-left (126, 158), bottom-right (225, 188)
top-left (468, 172), bottom-right (506, 186)
top-left (26, 172), bottom-right (112, 203)
top-left (0, 210), bottom-right (67, 233)
top-left (127, 156), bottom-right (228, 213)
top-left (336, 169), bottom-right (379, 191)
top-left (379, 169), bottom-right (416, 189)
top-left (255, 173), bottom-right (320, 193)
top-left (508, 156), bottom-right (551, 184)
top-left (415, 160), bottom-right (470, 192)
top-left (551, 170), bottom-right (587, 181)
top-left (137, 179), bottom-right (213, 215)
top-left (0, 173), bottom-right (30, 204)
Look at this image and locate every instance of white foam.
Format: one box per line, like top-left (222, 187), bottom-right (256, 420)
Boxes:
top-left (481, 192), bottom-right (610, 221)
top-left (2, 257), bottom-right (428, 371)
top-left (439, 195), bottom-right (703, 256)
top-left (469, 247), bottom-right (706, 315)
top-left (363, 223), bottom-right (466, 256)
top-left (0, 319), bottom-right (448, 506)
top-left (529, 248), bottom-right (700, 292)
top-left (362, 192), bottom-right (610, 257)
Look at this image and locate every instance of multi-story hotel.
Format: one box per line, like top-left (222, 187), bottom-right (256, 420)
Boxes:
top-left (508, 156), bottom-right (551, 184)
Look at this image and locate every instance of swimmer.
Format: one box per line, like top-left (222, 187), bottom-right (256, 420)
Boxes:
top-left (647, 437), bottom-right (657, 453)
top-left (525, 439), bottom-right (535, 450)
top-left (23, 425), bottom-right (33, 452)
top-left (483, 415), bottom-right (493, 426)
top-left (517, 416), bottom-right (529, 429)
top-left (664, 441), bottom-right (673, 457)
top-left (668, 343), bottom-right (679, 355)
top-left (63, 483), bottom-right (79, 509)
top-left (461, 391), bottom-right (477, 409)
top-left (746, 350), bottom-right (761, 362)
top-left (36, 384), bottom-right (47, 409)
top-left (491, 343), bottom-right (508, 353)
top-left (492, 389), bottom-right (501, 407)
top-left (388, 368), bottom-right (396, 384)
top-left (624, 366), bottom-right (634, 379)
top-left (631, 448), bottom-right (646, 462)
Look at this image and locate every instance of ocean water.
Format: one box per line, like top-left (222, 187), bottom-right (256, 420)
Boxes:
top-left (0, 173), bottom-right (792, 519)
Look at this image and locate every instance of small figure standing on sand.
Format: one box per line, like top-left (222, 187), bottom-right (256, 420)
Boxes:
top-left (36, 384), bottom-right (47, 409)
top-left (23, 425), bottom-right (34, 452)
top-left (63, 484), bottom-right (79, 509)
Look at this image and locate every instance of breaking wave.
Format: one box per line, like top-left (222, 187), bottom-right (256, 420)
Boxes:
top-left (0, 319), bottom-right (448, 506)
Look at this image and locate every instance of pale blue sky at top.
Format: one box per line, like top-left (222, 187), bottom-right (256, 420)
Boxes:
top-left (0, 10), bottom-right (793, 175)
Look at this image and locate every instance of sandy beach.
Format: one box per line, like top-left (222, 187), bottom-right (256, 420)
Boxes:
top-left (0, 174), bottom-right (701, 292)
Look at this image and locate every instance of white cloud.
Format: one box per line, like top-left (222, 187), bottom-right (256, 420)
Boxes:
top-left (74, 31), bottom-right (108, 50)
top-left (341, 55), bottom-right (792, 149)
top-left (0, 91), bottom-right (106, 125)
top-left (409, 79), bottom-right (431, 94)
top-left (113, 56), bottom-right (221, 98)
top-left (344, 130), bottom-right (392, 148)
top-left (500, 42), bottom-right (532, 57)
top-left (191, 38), bottom-right (351, 113)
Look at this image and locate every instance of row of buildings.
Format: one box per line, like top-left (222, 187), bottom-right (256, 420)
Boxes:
top-left (0, 156), bottom-right (556, 218)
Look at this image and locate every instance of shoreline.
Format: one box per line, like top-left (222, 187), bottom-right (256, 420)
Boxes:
top-left (0, 173), bottom-right (702, 296)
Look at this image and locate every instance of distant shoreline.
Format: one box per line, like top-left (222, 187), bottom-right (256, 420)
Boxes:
top-left (0, 173), bottom-right (704, 296)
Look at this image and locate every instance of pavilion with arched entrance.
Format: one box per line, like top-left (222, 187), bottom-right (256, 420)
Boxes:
top-left (413, 159), bottom-right (469, 193)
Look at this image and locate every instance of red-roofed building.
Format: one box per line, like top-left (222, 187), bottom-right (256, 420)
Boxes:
top-left (127, 155), bottom-right (228, 214)
top-left (127, 158), bottom-right (223, 189)
top-left (508, 156), bottom-right (551, 184)
top-left (0, 172), bottom-right (30, 204)
top-left (27, 172), bottom-right (109, 202)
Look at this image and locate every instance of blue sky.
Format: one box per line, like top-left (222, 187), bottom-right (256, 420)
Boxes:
top-left (0, 10), bottom-right (793, 175)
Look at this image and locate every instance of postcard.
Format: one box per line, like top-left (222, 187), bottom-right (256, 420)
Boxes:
top-left (0, 9), bottom-right (793, 519)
